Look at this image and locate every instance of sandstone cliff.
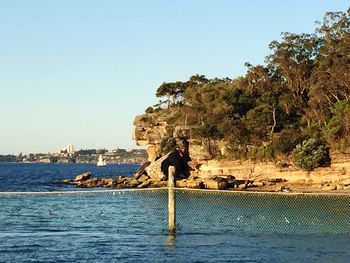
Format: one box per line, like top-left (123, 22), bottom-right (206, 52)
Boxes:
top-left (132, 113), bottom-right (350, 192)
top-left (133, 113), bottom-right (212, 162)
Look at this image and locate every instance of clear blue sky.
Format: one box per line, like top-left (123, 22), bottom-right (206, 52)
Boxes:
top-left (0, 0), bottom-right (349, 154)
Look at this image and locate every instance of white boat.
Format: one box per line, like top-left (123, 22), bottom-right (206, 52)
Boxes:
top-left (97, 154), bottom-right (107, 166)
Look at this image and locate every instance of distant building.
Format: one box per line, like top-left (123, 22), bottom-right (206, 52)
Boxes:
top-left (58, 144), bottom-right (75, 156)
top-left (66, 144), bottom-right (75, 155)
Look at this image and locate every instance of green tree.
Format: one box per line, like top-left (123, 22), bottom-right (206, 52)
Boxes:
top-left (292, 138), bottom-right (330, 170)
top-left (160, 137), bottom-right (177, 155)
top-left (309, 9), bottom-right (350, 119)
top-left (156, 81), bottom-right (187, 108)
top-left (145, 7), bottom-right (350, 159)
top-left (267, 32), bottom-right (319, 122)
top-left (323, 100), bottom-right (350, 149)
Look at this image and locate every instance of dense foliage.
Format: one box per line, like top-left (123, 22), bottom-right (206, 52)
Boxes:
top-left (147, 9), bottom-right (349, 167)
top-left (292, 139), bottom-right (330, 170)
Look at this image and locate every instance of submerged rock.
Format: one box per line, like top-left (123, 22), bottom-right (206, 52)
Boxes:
top-left (62, 179), bottom-right (72, 184)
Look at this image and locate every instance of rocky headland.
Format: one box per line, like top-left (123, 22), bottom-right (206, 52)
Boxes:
top-left (63, 113), bottom-right (350, 193)
top-left (64, 10), bottom-right (350, 194)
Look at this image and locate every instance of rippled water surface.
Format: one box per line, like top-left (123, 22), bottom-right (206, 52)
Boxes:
top-left (0, 163), bottom-right (139, 191)
top-left (0, 163), bottom-right (350, 262)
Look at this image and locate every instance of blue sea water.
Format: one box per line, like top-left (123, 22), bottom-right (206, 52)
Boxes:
top-left (0, 163), bottom-right (139, 192)
top-left (1, 163), bottom-right (350, 262)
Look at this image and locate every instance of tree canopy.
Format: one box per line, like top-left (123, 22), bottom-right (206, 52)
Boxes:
top-left (147, 8), bottom-right (350, 162)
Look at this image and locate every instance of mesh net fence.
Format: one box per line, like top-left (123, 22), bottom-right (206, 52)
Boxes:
top-left (174, 189), bottom-right (350, 234)
top-left (0, 189), bottom-right (168, 236)
top-left (1, 188), bottom-right (350, 235)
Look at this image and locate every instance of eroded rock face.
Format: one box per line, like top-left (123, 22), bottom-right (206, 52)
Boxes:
top-left (145, 145), bottom-right (159, 163)
top-left (133, 113), bottom-right (196, 182)
top-left (133, 114), bottom-right (168, 162)
top-left (133, 114), bottom-right (213, 162)
top-left (189, 144), bottom-right (212, 160)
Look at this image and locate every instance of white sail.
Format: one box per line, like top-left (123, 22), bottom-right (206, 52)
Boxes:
top-left (97, 154), bottom-right (107, 166)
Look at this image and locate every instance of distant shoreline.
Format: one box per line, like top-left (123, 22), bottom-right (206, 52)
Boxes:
top-left (0, 161), bottom-right (143, 165)
top-left (0, 148), bottom-right (148, 164)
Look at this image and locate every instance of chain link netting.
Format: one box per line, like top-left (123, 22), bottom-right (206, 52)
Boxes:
top-left (1, 189), bottom-right (350, 235)
top-left (174, 189), bottom-right (350, 234)
top-left (0, 189), bottom-right (168, 235)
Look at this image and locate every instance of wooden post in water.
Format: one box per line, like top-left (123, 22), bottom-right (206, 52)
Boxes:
top-left (168, 166), bottom-right (176, 235)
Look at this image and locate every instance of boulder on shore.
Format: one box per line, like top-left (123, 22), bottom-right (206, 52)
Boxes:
top-left (144, 149), bottom-right (191, 180)
top-left (145, 153), bottom-right (171, 180)
top-left (137, 179), bottom-right (152, 188)
top-left (204, 178), bottom-right (229, 190)
top-left (134, 161), bottom-right (151, 179)
top-left (176, 178), bottom-right (204, 189)
top-left (74, 172), bottom-right (92, 182)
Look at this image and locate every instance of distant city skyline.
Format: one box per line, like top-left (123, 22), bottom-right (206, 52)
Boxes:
top-left (0, 146), bottom-right (141, 157)
top-left (10, 144), bottom-right (137, 155)
top-left (1, 1), bottom-right (349, 154)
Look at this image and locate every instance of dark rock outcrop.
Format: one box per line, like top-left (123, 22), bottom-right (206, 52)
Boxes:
top-left (161, 149), bottom-right (190, 180)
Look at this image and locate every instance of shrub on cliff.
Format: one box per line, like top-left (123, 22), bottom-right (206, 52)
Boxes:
top-left (160, 137), bottom-right (177, 155)
top-left (145, 106), bottom-right (154, 114)
top-left (292, 138), bottom-right (330, 170)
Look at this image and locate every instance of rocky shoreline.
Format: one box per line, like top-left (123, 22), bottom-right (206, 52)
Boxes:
top-left (63, 172), bottom-right (167, 189)
top-left (63, 171), bottom-right (277, 191)
top-left (63, 170), bottom-right (350, 194)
